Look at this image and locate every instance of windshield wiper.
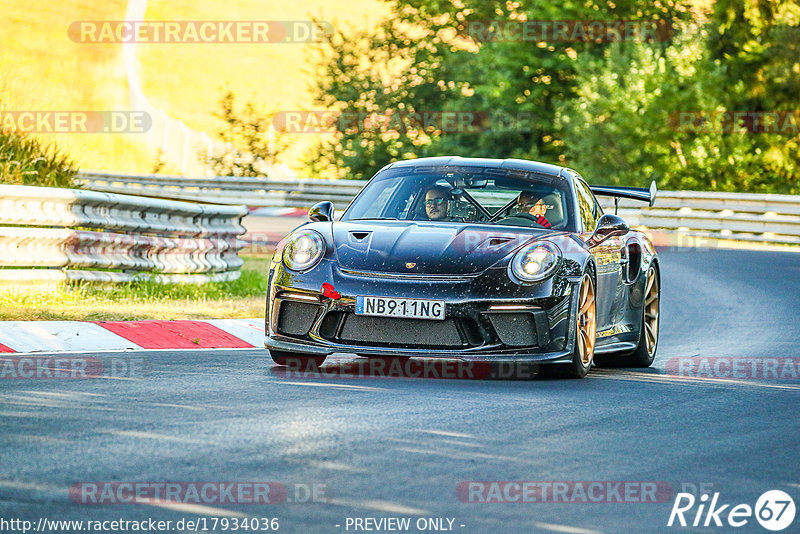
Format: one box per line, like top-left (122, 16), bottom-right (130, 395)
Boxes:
top-left (349, 217), bottom-right (399, 221)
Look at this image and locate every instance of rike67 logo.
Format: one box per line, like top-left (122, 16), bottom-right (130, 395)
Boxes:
top-left (668, 490), bottom-right (795, 531)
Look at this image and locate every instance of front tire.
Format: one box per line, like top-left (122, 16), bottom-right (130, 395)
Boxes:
top-left (269, 350), bottom-right (327, 368)
top-left (542, 272), bottom-right (596, 379)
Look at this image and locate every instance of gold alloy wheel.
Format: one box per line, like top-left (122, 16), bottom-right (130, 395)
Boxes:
top-left (577, 274), bottom-right (596, 366)
top-left (643, 269), bottom-right (660, 356)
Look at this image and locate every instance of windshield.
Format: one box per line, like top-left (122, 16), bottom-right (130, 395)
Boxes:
top-left (342, 165), bottom-right (574, 231)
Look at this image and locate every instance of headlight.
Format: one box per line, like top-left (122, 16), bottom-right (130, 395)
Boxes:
top-left (509, 241), bottom-right (561, 282)
top-left (282, 230), bottom-right (325, 271)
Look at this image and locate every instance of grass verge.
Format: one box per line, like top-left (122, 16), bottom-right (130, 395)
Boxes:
top-left (0, 256), bottom-right (270, 321)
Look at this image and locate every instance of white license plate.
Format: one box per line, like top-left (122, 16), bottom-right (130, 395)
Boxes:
top-left (355, 296), bottom-right (445, 320)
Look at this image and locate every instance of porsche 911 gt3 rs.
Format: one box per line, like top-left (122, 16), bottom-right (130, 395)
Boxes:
top-left (265, 156), bottom-right (660, 378)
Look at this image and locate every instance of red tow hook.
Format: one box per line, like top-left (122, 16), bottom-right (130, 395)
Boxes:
top-left (321, 283), bottom-right (341, 300)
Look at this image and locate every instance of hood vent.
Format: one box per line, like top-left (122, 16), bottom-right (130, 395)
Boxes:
top-left (333, 222), bottom-right (523, 275)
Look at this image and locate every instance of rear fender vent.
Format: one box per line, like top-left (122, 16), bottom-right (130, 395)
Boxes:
top-left (625, 242), bottom-right (642, 284)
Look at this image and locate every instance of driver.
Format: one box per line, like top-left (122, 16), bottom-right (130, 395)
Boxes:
top-left (516, 191), bottom-right (553, 228)
top-left (424, 185), bottom-right (452, 221)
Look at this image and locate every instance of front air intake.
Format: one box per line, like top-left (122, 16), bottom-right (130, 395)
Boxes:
top-left (338, 314), bottom-right (466, 348)
top-left (276, 300), bottom-right (321, 336)
top-left (487, 312), bottom-right (539, 347)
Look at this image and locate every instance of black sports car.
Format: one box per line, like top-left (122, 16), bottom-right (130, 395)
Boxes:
top-left (265, 157), bottom-right (660, 378)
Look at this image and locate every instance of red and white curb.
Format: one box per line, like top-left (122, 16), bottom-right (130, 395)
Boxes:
top-left (0, 319), bottom-right (264, 353)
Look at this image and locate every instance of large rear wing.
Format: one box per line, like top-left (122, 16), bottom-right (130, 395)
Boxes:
top-left (590, 180), bottom-right (657, 208)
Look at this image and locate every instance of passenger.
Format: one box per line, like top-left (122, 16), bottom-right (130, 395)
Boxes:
top-left (424, 185), bottom-right (452, 221)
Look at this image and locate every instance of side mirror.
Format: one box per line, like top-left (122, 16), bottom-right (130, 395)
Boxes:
top-left (588, 214), bottom-right (630, 247)
top-left (308, 201), bottom-right (334, 222)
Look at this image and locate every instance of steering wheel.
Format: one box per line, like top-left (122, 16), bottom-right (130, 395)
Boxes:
top-left (500, 212), bottom-right (551, 227)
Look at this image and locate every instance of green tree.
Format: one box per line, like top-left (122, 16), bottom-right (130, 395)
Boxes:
top-left (208, 92), bottom-right (289, 177)
top-left (308, 0), bottom-right (693, 179)
top-left (704, 0), bottom-right (800, 189)
top-left (559, 5), bottom-right (800, 193)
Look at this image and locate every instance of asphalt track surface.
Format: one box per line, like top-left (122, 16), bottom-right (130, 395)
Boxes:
top-left (1, 249), bottom-right (799, 534)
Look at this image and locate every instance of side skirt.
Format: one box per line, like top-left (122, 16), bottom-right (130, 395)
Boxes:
top-left (594, 341), bottom-right (637, 355)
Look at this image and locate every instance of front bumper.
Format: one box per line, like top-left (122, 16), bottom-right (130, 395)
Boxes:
top-left (264, 259), bottom-right (582, 364)
top-left (265, 335), bottom-right (575, 364)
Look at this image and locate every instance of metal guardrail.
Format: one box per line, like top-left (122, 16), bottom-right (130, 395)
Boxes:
top-left (78, 171), bottom-right (800, 247)
top-left (0, 184), bottom-right (247, 284)
top-left (601, 191), bottom-right (800, 246)
top-left (78, 171), bottom-right (364, 207)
